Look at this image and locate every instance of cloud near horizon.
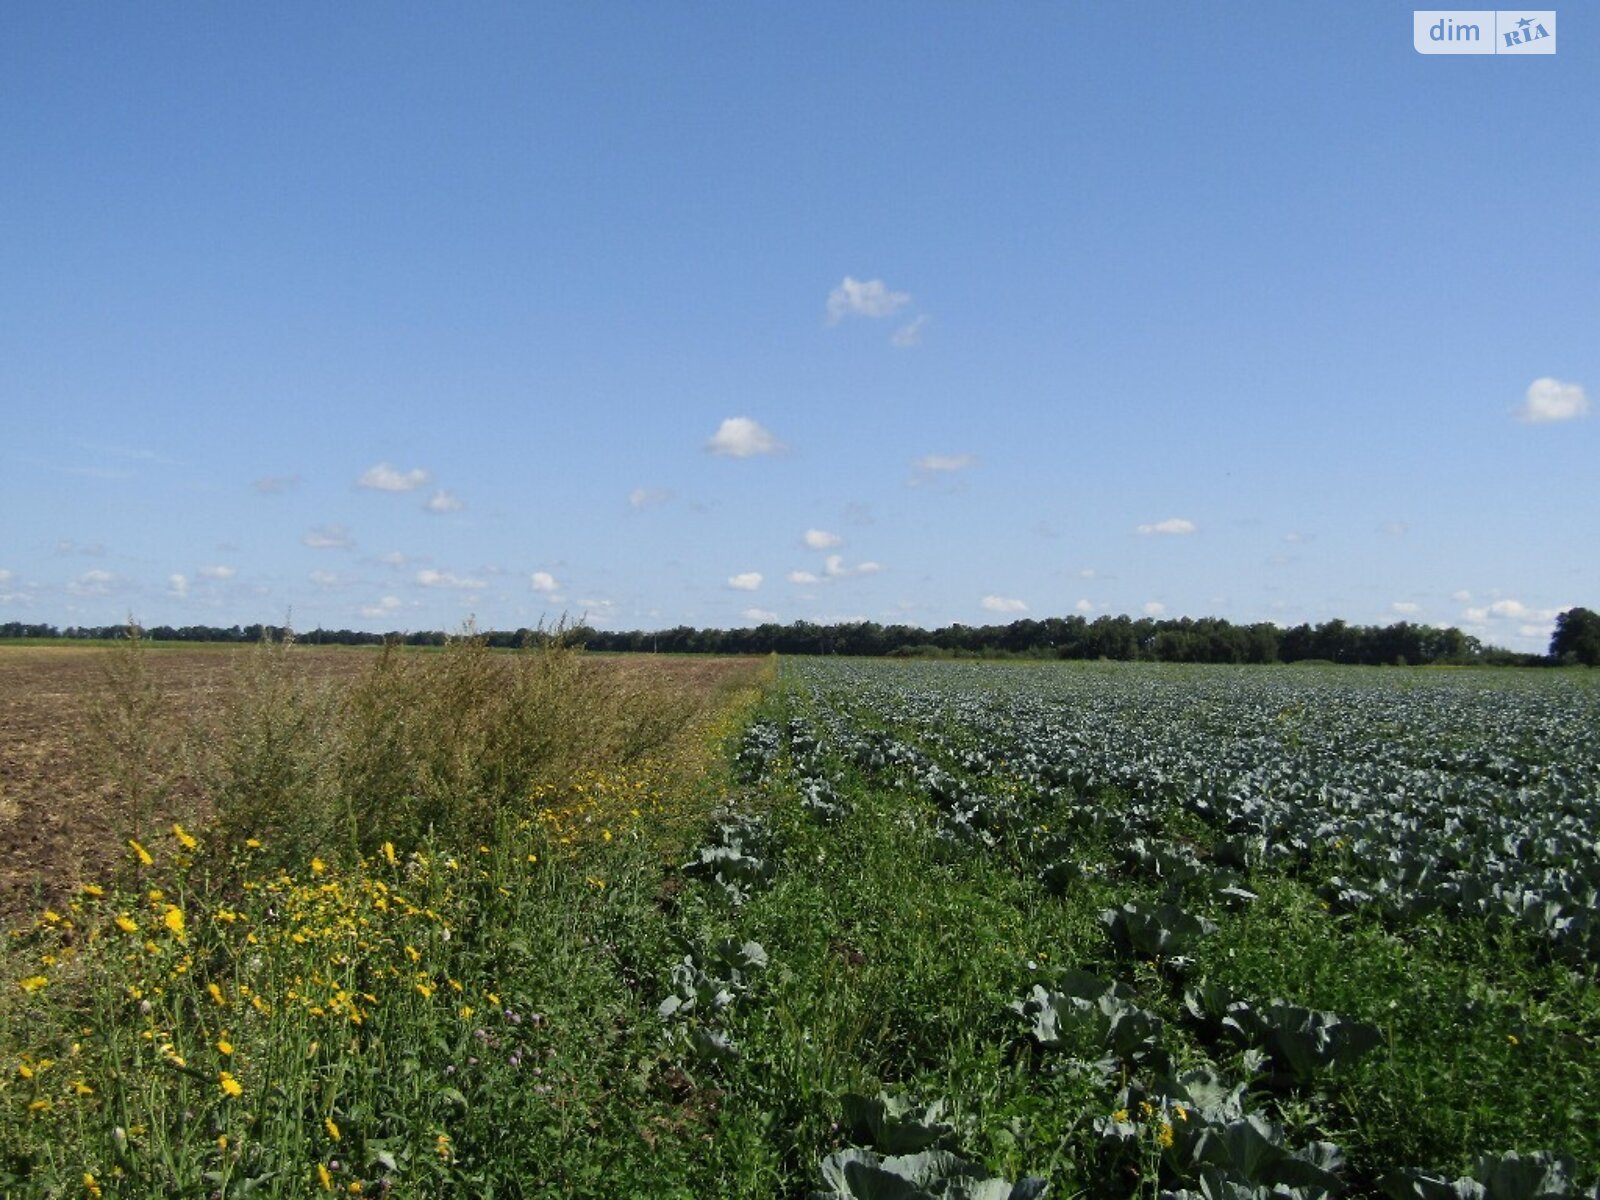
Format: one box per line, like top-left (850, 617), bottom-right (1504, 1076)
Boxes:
top-left (826, 276), bottom-right (911, 325)
top-left (359, 463), bottom-right (432, 492)
top-left (707, 417), bottom-right (782, 458)
top-left (1136, 517), bottom-right (1197, 536)
top-left (1512, 377), bottom-right (1589, 423)
top-left (981, 594), bottom-right (1028, 614)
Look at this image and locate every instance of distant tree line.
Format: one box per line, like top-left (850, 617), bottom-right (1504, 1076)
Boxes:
top-left (7, 609), bottom-right (1597, 664)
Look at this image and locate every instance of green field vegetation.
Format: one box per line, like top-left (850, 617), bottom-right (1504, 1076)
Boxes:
top-left (4, 652), bottom-right (1598, 1197)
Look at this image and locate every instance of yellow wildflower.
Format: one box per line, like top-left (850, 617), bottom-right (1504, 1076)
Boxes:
top-left (84, 1173), bottom-right (102, 1198)
top-left (208, 982), bottom-right (227, 1006)
top-left (83, 883), bottom-right (104, 898)
top-left (73, 1080), bottom-right (94, 1096)
top-left (311, 858), bottom-right (326, 876)
top-left (216, 1039), bottom-right (234, 1056)
top-left (163, 906), bottom-right (186, 937)
top-left (317, 1162), bottom-right (333, 1191)
top-left (18, 975), bottom-right (48, 994)
top-left (172, 824), bottom-right (198, 851)
top-left (1158, 1121), bottom-right (1174, 1148)
top-left (219, 1071), bottom-right (243, 1098)
top-left (115, 915), bottom-right (139, 934)
top-left (130, 840), bottom-right (154, 866)
top-left (17, 1063), bottom-right (33, 1080)
top-left (325, 1117), bottom-right (341, 1142)
top-left (415, 983), bottom-right (434, 999)
top-left (245, 838), bottom-right (262, 849)
top-left (382, 842), bottom-right (397, 867)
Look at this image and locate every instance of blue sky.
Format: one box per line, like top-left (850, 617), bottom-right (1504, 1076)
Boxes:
top-left (1, 3), bottom-right (1593, 650)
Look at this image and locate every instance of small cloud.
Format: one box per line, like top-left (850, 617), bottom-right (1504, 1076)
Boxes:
top-left (855, 561), bottom-right (883, 575)
top-left (304, 525), bottom-right (353, 549)
top-left (309, 570), bottom-right (340, 587)
top-left (727, 572), bottom-right (763, 591)
top-left (530, 571), bottom-right (559, 594)
top-left (1452, 589), bottom-right (1473, 602)
top-left (168, 573), bottom-right (189, 598)
top-left (376, 551), bottom-right (409, 567)
top-left (1512, 377), bottom-right (1589, 424)
top-left (981, 595), bottom-right (1028, 614)
top-left (914, 453), bottom-right (977, 473)
top-left (68, 569), bottom-right (115, 596)
top-left (826, 276), bottom-right (912, 325)
top-left (359, 595), bottom-right (403, 619)
top-left (804, 529), bottom-right (843, 550)
top-left (1079, 567), bottom-right (1098, 579)
top-left (1391, 601), bottom-right (1421, 615)
top-left (787, 570), bottom-right (821, 585)
top-left (1379, 521), bottom-right (1409, 538)
top-left (1136, 517), bottom-right (1198, 536)
top-left (359, 463), bottom-right (432, 492)
top-left (1074, 598), bottom-right (1095, 614)
top-left (253, 474), bottom-right (301, 494)
top-left (742, 607), bottom-right (778, 622)
top-left (54, 540), bottom-right (107, 557)
top-left (707, 417), bottom-right (782, 458)
top-left (629, 487), bottom-right (673, 510)
top-left (198, 565), bottom-right (236, 580)
top-left (424, 488), bottom-right (464, 513)
top-left (0, 569), bottom-right (12, 584)
top-left (416, 569), bottom-right (487, 590)
top-left (1143, 601), bottom-right (1167, 617)
top-left (1284, 531), bottom-right (1313, 544)
top-left (1488, 599), bottom-right (1532, 619)
top-left (890, 315), bottom-right (928, 349)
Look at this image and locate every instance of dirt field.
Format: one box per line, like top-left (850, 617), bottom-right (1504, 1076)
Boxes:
top-left (0, 644), bottom-right (760, 927)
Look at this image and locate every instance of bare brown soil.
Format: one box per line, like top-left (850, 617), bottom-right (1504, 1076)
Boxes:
top-left (0, 645), bottom-right (760, 927)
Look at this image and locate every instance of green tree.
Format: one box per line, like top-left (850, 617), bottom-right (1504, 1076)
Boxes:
top-left (1550, 607), bottom-right (1600, 665)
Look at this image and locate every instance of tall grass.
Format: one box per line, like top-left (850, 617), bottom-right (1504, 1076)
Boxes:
top-left (1, 632), bottom-right (766, 1197)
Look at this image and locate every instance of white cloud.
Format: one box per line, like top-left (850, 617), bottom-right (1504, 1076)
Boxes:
top-left (1464, 598), bottom-right (1565, 624)
top-left (1513, 377), bottom-right (1589, 424)
top-left (168, 573), bottom-right (189, 598)
top-left (68, 569), bottom-right (114, 596)
top-left (826, 276), bottom-right (912, 325)
top-left (1452, 589), bottom-right (1473, 602)
top-left (855, 561), bottom-right (883, 575)
top-left (914, 453), bottom-right (977, 473)
top-left (629, 487), bottom-right (672, 510)
top-left (424, 488), bottom-right (464, 513)
top-left (742, 608), bottom-right (778, 622)
top-left (1518, 623), bottom-right (1552, 639)
top-left (787, 570), bottom-right (821, 585)
top-left (707, 417), bottom-right (782, 458)
top-left (0, 569), bottom-right (12, 585)
top-left (416, 569), bottom-right (487, 590)
top-left (1489, 599), bottom-right (1532, 619)
top-left (727, 572), bottom-right (763, 591)
top-left (529, 571), bottom-right (559, 594)
top-left (376, 551), bottom-right (408, 567)
top-left (1391, 601), bottom-right (1421, 615)
top-left (359, 595), bottom-right (402, 619)
top-left (890, 315), bottom-right (928, 349)
top-left (804, 529), bottom-right (843, 550)
top-left (1143, 601), bottom-right (1167, 617)
top-left (359, 463), bottom-right (431, 492)
top-left (198, 565), bottom-right (235, 580)
top-left (1075, 598), bottom-right (1095, 613)
top-left (309, 570), bottom-right (340, 587)
top-left (824, 555), bottom-right (848, 578)
top-left (1079, 568), bottom-right (1098, 579)
top-left (304, 525), bottom-right (353, 549)
top-left (1284, 531), bottom-right (1313, 544)
top-left (981, 595), bottom-right (1028, 614)
top-left (1136, 517), bottom-right (1198, 536)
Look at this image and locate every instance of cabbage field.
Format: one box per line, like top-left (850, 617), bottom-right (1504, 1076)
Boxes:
top-left (693, 659), bottom-right (1600, 1198)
